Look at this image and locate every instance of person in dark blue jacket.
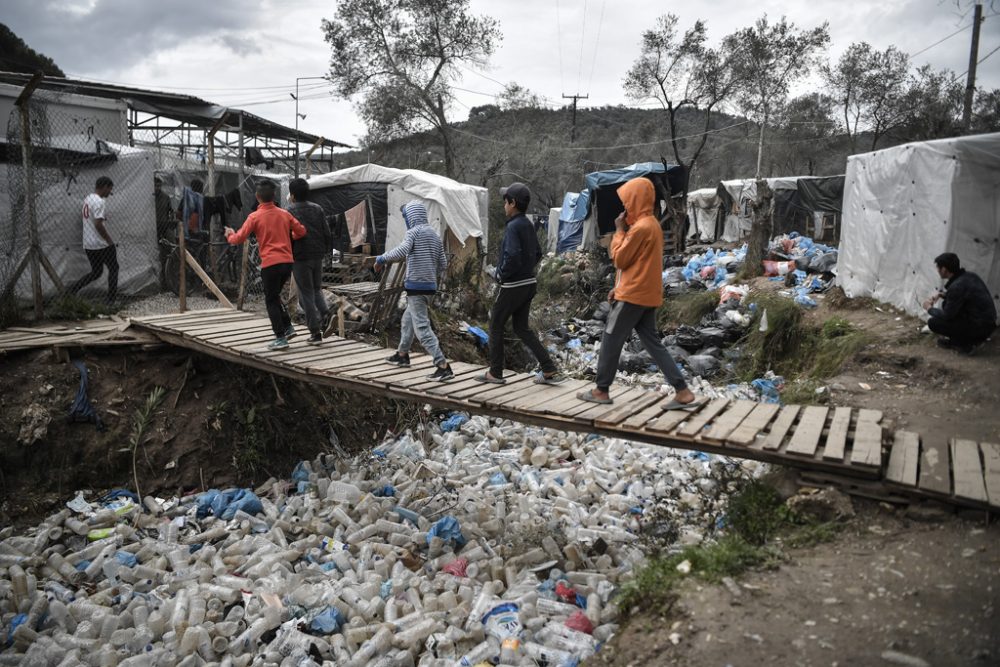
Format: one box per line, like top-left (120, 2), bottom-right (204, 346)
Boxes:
top-left (477, 183), bottom-right (562, 384)
top-left (922, 252), bottom-right (997, 353)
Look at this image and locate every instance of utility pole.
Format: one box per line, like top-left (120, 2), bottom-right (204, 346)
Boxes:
top-left (562, 93), bottom-right (589, 143)
top-left (962, 0), bottom-right (984, 131)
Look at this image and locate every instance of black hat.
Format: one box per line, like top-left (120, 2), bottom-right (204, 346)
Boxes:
top-left (500, 182), bottom-right (530, 209)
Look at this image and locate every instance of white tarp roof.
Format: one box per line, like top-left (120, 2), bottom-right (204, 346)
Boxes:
top-left (306, 163), bottom-right (487, 251)
top-left (838, 132), bottom-right (1000, 319)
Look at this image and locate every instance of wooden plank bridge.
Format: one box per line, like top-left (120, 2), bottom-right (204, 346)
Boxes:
top-left (58, 308), bottom-right (1000, 514)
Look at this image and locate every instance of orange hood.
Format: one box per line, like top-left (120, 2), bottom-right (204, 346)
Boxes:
top-left (617, 177), bottom-right (655, 222)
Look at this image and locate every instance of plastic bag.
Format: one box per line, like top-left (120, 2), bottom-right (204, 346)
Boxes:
top-left (309, 606), bottom-right (346, 634)
top-left (441, 413), bottom-right (470, 432)
top-left (565, 610), bottom-right (595, 635)
top-left (442, 558), bottom-right (468, 577)
top-left (762, 260), bottom-right (795, 277)
top-left (427, 516), bottom-right (467, 548)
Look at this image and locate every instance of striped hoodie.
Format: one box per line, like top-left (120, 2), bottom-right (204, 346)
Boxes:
top-left (375, 201), bottom-right (447, 292)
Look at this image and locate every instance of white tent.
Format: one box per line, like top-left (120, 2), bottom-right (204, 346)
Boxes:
top-left (717, 179), bottom-right (755, 242)
top-left (838, 133), bottom-right (1000, 319)
top-left (547, 207), bottom-right (561, 253)
top-left (306, 164), bottom-right (487, 255)
top-left (0, 139), bottom-right (158, 299)
top-left (686, 187), bottom-right (723, 242)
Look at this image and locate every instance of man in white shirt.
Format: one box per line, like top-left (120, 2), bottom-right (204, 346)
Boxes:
top-left (70, 176), bottom-right (118, 303)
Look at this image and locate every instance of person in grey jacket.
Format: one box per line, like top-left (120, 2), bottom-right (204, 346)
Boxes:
top-left (288, 178), bottom-right (333, 344)
top-left (376, 201), bottom-right (454, 381)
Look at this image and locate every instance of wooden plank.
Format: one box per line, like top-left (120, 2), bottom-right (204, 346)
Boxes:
top-left (760, 406), bottom-right (801, 451)
top-left (194, 321), bottom-right (273, 339)
top-left (200, 328), bottom-right (285, 347)
top-left (725, 402), bottom-right (780, 447)
top-left (676, 398), bottom-right (730, 437)
top-left (785, 406), bottom-right (830, 457)
top-left (393, 363), bottom-right (469, 388)
top-left (353, 359), bottom-right (436, 380)
top-left (540, 384), bottom-right (604, 415)
top-left (575, 387), bottom-right (648, 422)
top-left (645, 405), bottom-right (700, 434)
top-left (980, 443), bottom-right (1000, 507)
top-left (509, 380), bottom-right (589, 413)
top-left (595, 391), bottom-right (663, 427)
top-left (950, 438), bottom-right (987, 503)
top-left (153, 312), bottom-right (249, 328)
top-left (621, 403), bottom-right (668, 430)
top-left (701, 400), bottom-right (758, 443)
top-left (918, 438), bottom-right (951, 496)
top-left (130, 308), bottom-right (233, 324)
top-left (305, 349), bottom-right (392, 372)
top-left (448, 373), bottom-right (535, 402)
top-left (885, 431), bottom-right (919, 487)
top-left (176, 319), bottom-right (267, 336)
top-left (388, 363), bottom-right (481, 391)
top-left (821, 407), bottom-right (853, 462)
top-left (849, 409), bottom-right (883, 468)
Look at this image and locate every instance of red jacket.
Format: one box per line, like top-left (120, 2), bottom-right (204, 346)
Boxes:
top-left (226, 202), bottom-right (306, 268)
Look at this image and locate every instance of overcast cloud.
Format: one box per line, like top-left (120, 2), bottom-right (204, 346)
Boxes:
top-left (4, 0), bottom-right (998, 149)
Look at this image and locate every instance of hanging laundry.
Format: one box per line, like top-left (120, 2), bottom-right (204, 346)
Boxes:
top-left (204, 196), bottom-right (228, 229)
top-left (344, 200), bottom-right (368, 248)
top-left (225, 187), bottom-right (243, 213)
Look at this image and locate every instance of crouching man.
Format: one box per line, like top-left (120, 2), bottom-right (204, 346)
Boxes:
top-left (922, 252), bottom-right (997, 353)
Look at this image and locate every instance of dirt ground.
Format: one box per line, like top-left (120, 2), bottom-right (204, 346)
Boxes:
top-left (0, 346), bottom-right (413, 528)
top-left (592, 502), bottom-right (999, 667)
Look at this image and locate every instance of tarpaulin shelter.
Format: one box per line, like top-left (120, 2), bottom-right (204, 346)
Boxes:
top-left (0, 138), bottom-right (158, 299)
top-left (839, 133), bottom-right (1000, 319)
top-left (710, 176), bottom-right (845, 243)
top-left (305, 164), bottom-right (487, 261)
top-left (555, 162), bottom-right (687, 253)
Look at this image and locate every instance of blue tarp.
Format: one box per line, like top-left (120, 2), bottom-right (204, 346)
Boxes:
top-left (560, 190), bottom-right (591, 224)
top-left (584, 161), bottom-right (677, 191)
top-left (557, 190), bottom-right (590, 254)
top-left (195, 488), bottom-right (263, 520)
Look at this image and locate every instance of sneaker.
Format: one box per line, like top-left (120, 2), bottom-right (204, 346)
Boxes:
top-left (306, 333), bottom-right (323, 346)
top-left (285, 325), bottom-right (298, 340)
top-left (428, 363), bottom-right (454, 382)
top-left (386, 352), bottom-right (411, 367)
top-left (267, 337), bottom-right (289, 350)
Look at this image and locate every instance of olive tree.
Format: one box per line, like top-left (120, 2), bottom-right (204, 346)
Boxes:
top-left (322, 0), bottom-right (500, 178)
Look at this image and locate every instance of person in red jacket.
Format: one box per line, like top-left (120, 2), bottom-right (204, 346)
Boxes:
top-left (225, 180), bottom-right (307, 350)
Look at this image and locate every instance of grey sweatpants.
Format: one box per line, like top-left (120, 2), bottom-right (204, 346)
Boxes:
top-left (398, 294), bottom-right (446, 366)
top-left (595, 301), bottom-right (687, 392)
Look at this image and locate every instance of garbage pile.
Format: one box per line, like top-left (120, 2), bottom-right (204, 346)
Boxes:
top-left (762, 233), bottom-right (837, 309)
top-left (663, 245), bottom-right (747, 292)
top-left (0, 416), bottom-right (763, 666)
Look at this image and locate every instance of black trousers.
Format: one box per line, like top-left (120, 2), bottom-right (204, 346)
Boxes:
top-left (928, 315), bottom-right (994, 346)
top-left (70, 246), bottom-right (118, 302)
top-left (488, 283), bottom-right (556, 378)
top-left (261, 263), bottom-right (293, 337)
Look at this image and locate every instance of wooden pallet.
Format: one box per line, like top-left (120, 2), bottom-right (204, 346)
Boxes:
top-left (127, 310), bottom-right (1000, 513)
top-left (0, 317), bottom-right (160, 353)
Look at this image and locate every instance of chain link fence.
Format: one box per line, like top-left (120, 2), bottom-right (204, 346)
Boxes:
top-left (0, 85), bottom-right (287, 325)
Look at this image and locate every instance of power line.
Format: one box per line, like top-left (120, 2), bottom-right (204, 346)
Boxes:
top-left (910, 23), bottom-right (971, 58)
top-left (586, 0), bottom-right (608, 96)
top-left (576, 0), bottom-right (589, 95)
top-left (555, 0), bottom-right (565, 95)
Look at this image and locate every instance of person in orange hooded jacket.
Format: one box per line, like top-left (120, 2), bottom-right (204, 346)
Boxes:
top-left (225, 179), bottom-right (307, 351)
top-left (578, 177), bottom-right (705, 410)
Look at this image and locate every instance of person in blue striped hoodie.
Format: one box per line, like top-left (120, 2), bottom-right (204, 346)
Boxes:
top-left (375, 201), bottom-right (454, 381)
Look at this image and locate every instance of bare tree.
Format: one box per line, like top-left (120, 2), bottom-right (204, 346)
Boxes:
top-left (623, 15), bottom-right (740, 180)
top-left (729, 15), bottom-right (830, 177)
top-left (322, 0), bottom-right (500, 178)
top-left (823, 42), bottom-right (910, 151)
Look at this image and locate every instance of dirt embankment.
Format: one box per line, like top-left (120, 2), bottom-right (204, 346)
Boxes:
top-left (0, 347), bottom-right (415, 528)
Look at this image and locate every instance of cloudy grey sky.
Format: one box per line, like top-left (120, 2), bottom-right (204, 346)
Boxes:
top-left (4, 0), bottom-right (998, 149)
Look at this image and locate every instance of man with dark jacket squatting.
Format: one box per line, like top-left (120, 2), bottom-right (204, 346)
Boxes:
top-left (477, 182), bottom-right (563, 385)
top-left (922, 252), bottom-right (997, 354)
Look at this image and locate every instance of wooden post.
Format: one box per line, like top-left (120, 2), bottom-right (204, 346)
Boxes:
top-left (206, 113), bottom-right (228, 280)
top-left (15, 73), bottom-right (45, 318)
top-left (236, 111), bottom-right (250, 311)
top-left (304, 136), bottom-right (324, 177)
top-left (178, 220), bottom-right (187, 313)
top-left (184, 250), bottom-right (234, 309)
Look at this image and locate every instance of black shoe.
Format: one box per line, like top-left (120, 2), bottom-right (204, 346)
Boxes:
top-left (306, 333), bottom-right (323, 346)
top-left (428, 363), bottom-right (454, 382)
top-left (285, 325), bottom-right (298, 340)
top-left (386, 352), bottom-right (411, 367)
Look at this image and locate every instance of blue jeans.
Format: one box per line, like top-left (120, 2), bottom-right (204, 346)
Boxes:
top-left (399, 294), bottom-right (445, 365)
